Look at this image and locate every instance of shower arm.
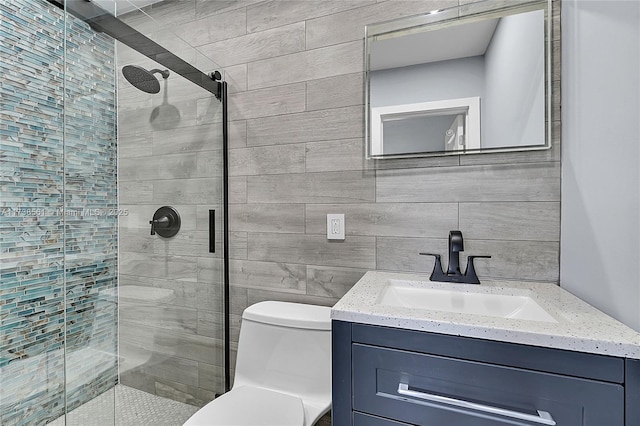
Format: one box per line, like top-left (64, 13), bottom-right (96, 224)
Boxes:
top-left (149, 69), bottom-right (170, 79)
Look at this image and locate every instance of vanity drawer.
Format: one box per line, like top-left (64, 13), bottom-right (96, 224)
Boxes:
top-left (352, 343), bottom-right (624, 426)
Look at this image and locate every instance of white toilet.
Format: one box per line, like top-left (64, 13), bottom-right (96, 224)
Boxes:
top-left (184, 301), bottom-right (332, 426)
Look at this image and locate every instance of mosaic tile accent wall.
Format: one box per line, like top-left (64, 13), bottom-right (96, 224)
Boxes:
top-left (0, 0), bottom-right (118, 424)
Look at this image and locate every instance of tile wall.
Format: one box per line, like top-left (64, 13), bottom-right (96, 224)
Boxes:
top-left (0, 0), bottom-right (118, 424)
top-left (118, 0), bottom-right (561, 415)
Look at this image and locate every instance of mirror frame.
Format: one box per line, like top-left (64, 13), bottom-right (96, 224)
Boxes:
top-left (365, 0), bottom-right (553, 159)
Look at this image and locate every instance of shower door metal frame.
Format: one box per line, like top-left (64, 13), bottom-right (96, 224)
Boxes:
top-left (221, 81), bottom-right (230, 392)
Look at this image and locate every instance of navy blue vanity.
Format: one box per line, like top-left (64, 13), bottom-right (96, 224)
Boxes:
top-left (331, 272), bottom-right (640, 426)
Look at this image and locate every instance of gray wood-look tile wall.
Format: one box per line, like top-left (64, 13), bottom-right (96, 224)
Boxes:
top-left (117, 0), bottom-right (561, 409)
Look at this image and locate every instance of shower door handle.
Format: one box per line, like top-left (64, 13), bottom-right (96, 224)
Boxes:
top-left (209, 209), bottom-right (215, 253)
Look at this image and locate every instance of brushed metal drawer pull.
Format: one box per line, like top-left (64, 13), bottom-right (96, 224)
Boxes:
top-left (397, 383), bottom-right (556, 425)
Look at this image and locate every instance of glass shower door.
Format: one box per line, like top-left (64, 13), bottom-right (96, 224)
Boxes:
top-left (0, 1), bottom-right (113, 424)
top-left (62, 2), bottom-right (118, 424)
top-left (115, 6), bottom-right (226, 418)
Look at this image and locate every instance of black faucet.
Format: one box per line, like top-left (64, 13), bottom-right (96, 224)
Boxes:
top-left (420, 230), bottom-right (491, 284)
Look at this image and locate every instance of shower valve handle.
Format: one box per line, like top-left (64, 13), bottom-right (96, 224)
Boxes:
top-left (149, 216), bottom-right (170, 235)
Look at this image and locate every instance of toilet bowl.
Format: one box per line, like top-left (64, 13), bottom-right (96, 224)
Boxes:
top-left (184, 301), bottom-right (332, 426)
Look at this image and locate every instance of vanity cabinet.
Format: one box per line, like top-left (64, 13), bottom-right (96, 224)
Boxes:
top-left (333, 321), bottom-right (640, 426)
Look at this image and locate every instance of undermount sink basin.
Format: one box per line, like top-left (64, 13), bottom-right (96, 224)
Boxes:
top-left (377, 280), bottom-right (557, 323)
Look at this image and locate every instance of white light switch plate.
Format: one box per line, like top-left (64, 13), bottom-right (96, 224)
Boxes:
top-left (327, 214), bottom-right (345, 240)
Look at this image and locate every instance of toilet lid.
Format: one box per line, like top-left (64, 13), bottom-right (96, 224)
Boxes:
top-left (183, 386), bottom-right (305, 426)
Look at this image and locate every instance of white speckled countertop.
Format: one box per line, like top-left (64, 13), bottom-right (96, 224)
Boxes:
top-left (331, 271), bottom-right (640, 359)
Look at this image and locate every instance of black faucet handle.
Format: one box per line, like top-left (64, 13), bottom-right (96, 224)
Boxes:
top-left (419, 253), bottom-right (446, 282)
top-left (464, 255), bottom-right (492, 284)
top-left (468, 255), bottom-right (492, 262)
top-left (419, 252), bottom-right (440, 258)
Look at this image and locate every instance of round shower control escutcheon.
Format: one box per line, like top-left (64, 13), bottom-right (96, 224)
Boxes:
top-left (149, 206), bottom-right (181, 238)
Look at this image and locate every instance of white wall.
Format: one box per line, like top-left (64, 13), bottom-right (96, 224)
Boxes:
top-left (370, 56), bottom-right (485, 108)
top-left (484, 9), bottom-right (545, 148)
top-left (561, 0), bottom-right (640, 331)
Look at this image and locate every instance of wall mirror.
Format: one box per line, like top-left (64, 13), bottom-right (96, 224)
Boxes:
top-left (365, 0), bottom-right (552, 159)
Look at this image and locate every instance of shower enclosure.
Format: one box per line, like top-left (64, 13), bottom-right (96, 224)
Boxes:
top-left (0, 0), bottom-right (229, 424)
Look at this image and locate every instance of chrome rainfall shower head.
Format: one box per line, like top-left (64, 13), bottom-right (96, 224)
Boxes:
top-left (122, 65), bottom-right (170, 94)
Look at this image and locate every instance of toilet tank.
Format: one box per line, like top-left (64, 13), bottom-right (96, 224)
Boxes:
top-left (233, 301), bottom-right (332, 408)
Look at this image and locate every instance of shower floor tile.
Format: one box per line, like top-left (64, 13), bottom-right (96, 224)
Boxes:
top-left (48, 384), bottom-right (199, 426)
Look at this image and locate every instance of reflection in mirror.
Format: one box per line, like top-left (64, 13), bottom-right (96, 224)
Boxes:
top-left (366, 0), bottom-right (552, 159)
top-left (372, 97), bottom-right (480, 155)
